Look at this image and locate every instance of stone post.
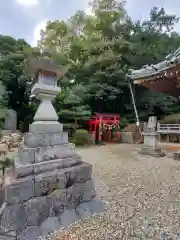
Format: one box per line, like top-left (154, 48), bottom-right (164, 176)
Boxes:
top-left (139, 116), bottom-right (165, 157)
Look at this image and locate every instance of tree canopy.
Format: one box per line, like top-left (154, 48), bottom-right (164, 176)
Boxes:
top-left (1, 0), bottom-right (180, 129)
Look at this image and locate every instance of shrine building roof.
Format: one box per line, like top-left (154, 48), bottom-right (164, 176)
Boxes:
top-left (127, 47), bottom-right (180, 98)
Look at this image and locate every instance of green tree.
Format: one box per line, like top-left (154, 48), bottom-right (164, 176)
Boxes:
top-left (55, 84), bottom-right (91, 130)
top-left (0, 35), bottom-right (34, 127)
top-left (1, 1), bottom-right (178, 127)
top-left (43, 0), bottom-right (132, 115)
top-left (127, 7), bottom-right (180, 120)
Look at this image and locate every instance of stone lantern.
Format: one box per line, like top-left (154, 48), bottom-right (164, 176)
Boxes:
top-left (26, 55), bottom-right (67, 124)
top-left (139, 116), bottom-right (165, 157)
top-left (0, 53), bottom-right (103, 240)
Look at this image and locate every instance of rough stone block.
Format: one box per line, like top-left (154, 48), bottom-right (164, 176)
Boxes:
top-left (139, 147), bottom-right (165, 158)
top-left (4, 176), bottom-right (34, 204)
top-left (14, 157), bottom-right (33, 178)
top-left (50, 132), bottom-right (68, 146)
top-left (0, 230), bottom-right (16, 239)
top-left (59, 209), bottom-right (79, 228)
top-left (34, 144), bottom-right (75, 163)
top-left (0, 178), bottom-right (4, 206)
top-left (19, 146), bottom-right (35, 164)
top-left (56, 171), bottom-right (67, 189)
top-left (0, 235), bottom-right (16, 240)
top-left (48, 189), bottom-right (67, 216)
top-left (76, 202), bottom-right (93, 219)
top-left (66, 184), bottom-right (83, 209)
top-left (62, 155), bottom-right (81, 169)
top-left (33, 159), bottom-right (63, 174)
top-left (81, 180), bottom-right (96, 202)
top-left (17, 226), bottom-right (41, 240)
top-left (24, 132), bottom-right (50, 148)
top-left (90, 197), bottom-right (105, 214)
top-left (67, 162), bottom-right (92, 184)
top-left (33, 155), bottom-right (81, 175)
top-left (34, 171), bottom-right (63, 197)
top-left (29, 121), bottom-right (63, 133)
top-left (4, 109), bottom-right (17, 131)
top-left (76, 197), bottom-right (105, 219)
top-left (40, 217), bottom-right (61, 237)
top-left (24, 132), bottom-right (68, 148)
top-left (24, 196), bottom-right (49, 226)
top-left (0, 204), bottom-right (27, 234)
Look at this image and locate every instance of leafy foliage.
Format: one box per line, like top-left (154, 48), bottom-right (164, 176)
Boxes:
top-left (160, 114), bottom-right (180, 124)
top-left (55, 84), bottom-right (91, 130)
top-left (69, 129), bottom-right (92, 146)
top-left (0, 35), bottom-right (35, 127)
top-left (43, 0), bottom-right (180, 123)
top-left (1, 1), bottom-right (180, 129)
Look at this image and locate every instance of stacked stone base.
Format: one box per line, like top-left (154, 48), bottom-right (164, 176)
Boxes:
top-left (139, 147), bottom-right (165, 157)
top-left (0, 122), bottom-right (104, 239)
top-left (0, 160), bottom-right (104, 239)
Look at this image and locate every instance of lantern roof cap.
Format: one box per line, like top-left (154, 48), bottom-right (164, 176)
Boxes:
top-left (26, 55), bottom-right (69, 78)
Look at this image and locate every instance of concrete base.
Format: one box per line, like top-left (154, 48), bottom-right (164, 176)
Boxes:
top-left (139, 147), bottom-right (165, 157)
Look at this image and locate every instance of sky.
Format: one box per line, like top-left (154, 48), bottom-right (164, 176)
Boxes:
top-left (0, 0), bottom-right (180, 46)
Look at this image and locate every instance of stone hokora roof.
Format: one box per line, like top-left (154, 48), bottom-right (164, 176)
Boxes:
top-left (127, 47), bottom-right (180, 80)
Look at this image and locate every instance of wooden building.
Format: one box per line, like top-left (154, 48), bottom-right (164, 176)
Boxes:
top-left (128, 47), bottom-right (180, 143)
top-left (128, 47), bottom-right (180, 98)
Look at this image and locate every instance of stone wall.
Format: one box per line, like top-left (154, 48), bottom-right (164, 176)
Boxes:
top-left (120, 132), bottom-right (134, 144)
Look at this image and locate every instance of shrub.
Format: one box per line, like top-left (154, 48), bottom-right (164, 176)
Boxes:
top-left (120, 117), bottom-right (129, 128)
top-left (70, 129), bottom-right (91, 146)
top-left (160, 114), bottom-right (180, 124)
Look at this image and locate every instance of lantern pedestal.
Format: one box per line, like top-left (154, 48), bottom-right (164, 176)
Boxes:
top-left (32, 83), bottom-right (60, 122)
top-left (139, 116), bottom-right (165, 158)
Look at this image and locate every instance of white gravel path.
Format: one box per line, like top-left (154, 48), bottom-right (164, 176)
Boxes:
top-left (54, 144), bottom-right (180, 240)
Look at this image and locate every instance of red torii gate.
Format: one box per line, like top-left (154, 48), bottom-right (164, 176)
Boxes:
top-left (88, 113), bottom-right (120, 142)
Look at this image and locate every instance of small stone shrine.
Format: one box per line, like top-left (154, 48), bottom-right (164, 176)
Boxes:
top-left (139, 116), bottom-right (165, 157)
top-left (0, 55), bottom-right (103, 239)
top-left (4, 109), bottom-right (17, 132)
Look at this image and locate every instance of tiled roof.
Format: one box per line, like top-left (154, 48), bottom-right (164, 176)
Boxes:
top-left (127, 47), bottom-right (180, 80)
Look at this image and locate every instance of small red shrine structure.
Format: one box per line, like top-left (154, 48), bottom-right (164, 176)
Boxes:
top-left (88, 113), bottom-right (120, 142)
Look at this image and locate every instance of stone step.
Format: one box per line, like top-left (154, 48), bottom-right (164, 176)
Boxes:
top-left (4, 162), bottom-right (93, 204)
top-left (14, 154), bottom-right (82, 178)
top-left (18, 142), bottom-right (75, 165)
top-left (24, 131), bottom-right (68, 148)
top-left (29, 121), bottom-right (63, 134)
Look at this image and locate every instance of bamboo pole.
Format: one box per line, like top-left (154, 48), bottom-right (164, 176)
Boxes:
top-left (126, 75), bottom-right (143, 140)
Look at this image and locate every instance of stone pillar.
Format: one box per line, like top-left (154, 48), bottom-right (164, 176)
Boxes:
top-left (0, 56), bottom-right (104, 240)
top-left (4, 109), bottom-right (17, 131)
top-left (139, 116), bottom-right (165, 157)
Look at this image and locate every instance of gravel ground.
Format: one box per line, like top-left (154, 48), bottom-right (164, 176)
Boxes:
top-left (53, 144), bottom-right (180, 240)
